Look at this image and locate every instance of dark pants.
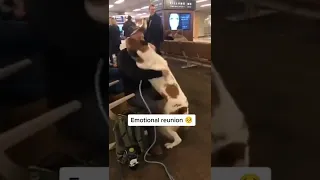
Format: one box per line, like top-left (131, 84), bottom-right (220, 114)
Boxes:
top-left (127, 88), bottom-right (162, 114)
top-left (109, 67), bottom-right (123, 94)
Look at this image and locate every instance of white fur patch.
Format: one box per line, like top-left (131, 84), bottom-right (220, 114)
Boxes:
top-left (133, 41), bottom-right (190, 149)
top-left (136, 44), bottom-right (189, 114)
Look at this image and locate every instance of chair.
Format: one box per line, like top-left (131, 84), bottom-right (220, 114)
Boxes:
top-left (108, 80), bottom-right (135, 150)
top-left (0, 59), bottom-right (82, 180)
top-left (0, 59), bottom-right (32, 80)
top-left (170, 41), bottom-right (184, 57)
top-left (196, 42), bottom-right (211, 61)
top-left (164, 40), bottom-right (175, 55)
top-left (181, 41), bottom-right (198, 69)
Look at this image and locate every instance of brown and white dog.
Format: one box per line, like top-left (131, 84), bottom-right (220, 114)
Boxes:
top-left (126, 28), bottom-right (189, 149)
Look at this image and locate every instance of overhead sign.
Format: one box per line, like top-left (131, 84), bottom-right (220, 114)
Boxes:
top-left (114, 15), bottom-right (125, 23)
top-left (150, 0), bottom-right (164, 11)
top-left (150, 0), bottom-right (196, 10)
top-left (163, 0), bottom-right (196, 10)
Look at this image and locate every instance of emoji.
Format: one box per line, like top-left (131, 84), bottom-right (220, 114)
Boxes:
top-left (185, 116), bottom-right (192, 124)
top-left (241, 174), bottom-right (260, 180)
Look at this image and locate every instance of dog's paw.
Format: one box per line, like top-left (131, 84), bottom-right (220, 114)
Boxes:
top-left (164, 143), bottom-right (175, 149)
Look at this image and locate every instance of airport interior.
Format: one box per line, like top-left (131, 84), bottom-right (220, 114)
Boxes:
top-left (0, 0), bottom-right (212, 180)
top-left (109, 0), bottom-right (212, 179)
top-left (2, 0), bottom-right (320, 179)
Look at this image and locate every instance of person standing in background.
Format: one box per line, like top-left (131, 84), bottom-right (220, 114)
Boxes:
top-left (145, 4), bottom-right (163, 55)
top-left (109, 17), bottom-right (121, 66)
top-left (122, 15), bottom-right (135, 37)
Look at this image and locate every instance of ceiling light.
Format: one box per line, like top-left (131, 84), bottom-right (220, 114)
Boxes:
top-left (109, 5), bottom-right (114, 8)
top-left (200, 3), bottom-right (211, 7)
top-left (114, 0), bottom-right (124, 4)
top-left (196, 0), bottom-right (207, 3)
top-left (142, 13), bottom-right (147, 15)
top-left (133, 8), bottom-right (141, 11)
top-left (137, 13), bottom-right (142, 16)
top-left (141, 6), bottom-right (149, 9)
top-left (124, 12), bottom-right (129, 15)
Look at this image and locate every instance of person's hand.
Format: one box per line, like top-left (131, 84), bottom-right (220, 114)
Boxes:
top-left (149, 43), bottom-right (156, 50)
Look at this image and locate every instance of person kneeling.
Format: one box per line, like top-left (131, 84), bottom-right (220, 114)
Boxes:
top-left (117, 30), bottom-right (166, 155)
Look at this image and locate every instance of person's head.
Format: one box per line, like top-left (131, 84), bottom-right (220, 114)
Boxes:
top-left (110, 18), bottom-right (117, 26)
top-left (130, 27), bottom-right (145, 40)
top-left (169, 13), bottom-right (179, 30)
top-left (149, 4), bottom-right (156, 15)
top-left (126, 27), bottom-right (156, 52)
top-left (127, 15), bottom-right (132, 21)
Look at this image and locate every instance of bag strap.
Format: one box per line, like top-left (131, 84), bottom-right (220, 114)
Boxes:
top-left (118, 116), bottom-right (138, 148)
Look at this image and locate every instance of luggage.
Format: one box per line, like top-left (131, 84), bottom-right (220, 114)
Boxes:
top-left (113, 111), bottom-right (150, 169)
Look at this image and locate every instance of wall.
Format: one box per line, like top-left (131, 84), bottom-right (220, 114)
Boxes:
top-left (194, 11), bottom-right (211, 38)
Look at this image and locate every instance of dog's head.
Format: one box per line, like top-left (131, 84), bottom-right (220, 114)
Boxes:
top-left (126, 26), bottom-right (158, 63)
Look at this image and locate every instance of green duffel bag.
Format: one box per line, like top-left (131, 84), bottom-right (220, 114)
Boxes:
top-left (113, 111), bottom-right (150, 169)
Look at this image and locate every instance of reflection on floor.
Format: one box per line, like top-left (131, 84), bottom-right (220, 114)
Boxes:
top-left (109, 59), bottom-right (212, 180)
top-left (193, 37), bottom-right (211, 43)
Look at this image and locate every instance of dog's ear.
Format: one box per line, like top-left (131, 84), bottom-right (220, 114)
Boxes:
top-left (140, 40), bottom-right (148, 46)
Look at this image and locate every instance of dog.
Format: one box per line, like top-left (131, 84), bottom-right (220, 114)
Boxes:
top-left (126, 30), bottom-right (189, 149)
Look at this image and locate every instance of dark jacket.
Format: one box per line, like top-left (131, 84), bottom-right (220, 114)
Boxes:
top-left (145, 13), bottom-right (163, 46)
top-left (122, 20), bottom-right (135, 37)
top-left (109, 24), bottom-right (121, 54)
top-left (117, 48), bottom-right (162, 95)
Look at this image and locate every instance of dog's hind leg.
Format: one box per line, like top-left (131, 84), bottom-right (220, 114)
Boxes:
top-left (164, 129), bottom-right (182, 149)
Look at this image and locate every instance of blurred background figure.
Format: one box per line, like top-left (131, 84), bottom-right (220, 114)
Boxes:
top-left (164, 30), bottom-right (174, 40)
top-left (122, 15), bottom-right (135, 38)
top-left (173, 30), bottom-right (188, 41)
top-left (142, 18), bottom-right (147, 28)
top-left (144, 4), bottom-right (163, 55)
top-left (109, 17), bottom-right (121, 67)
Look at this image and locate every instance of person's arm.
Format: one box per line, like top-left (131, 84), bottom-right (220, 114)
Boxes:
top-left (118, 50), bottom-right (163, 80)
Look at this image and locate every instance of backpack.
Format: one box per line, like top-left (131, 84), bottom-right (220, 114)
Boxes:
top-left (113, 112), bottom-right (150, 165)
